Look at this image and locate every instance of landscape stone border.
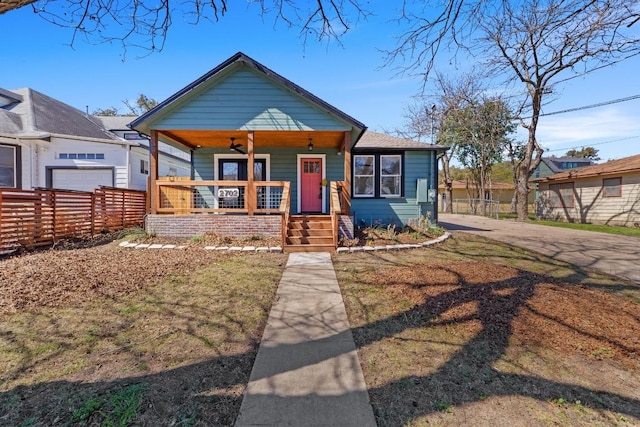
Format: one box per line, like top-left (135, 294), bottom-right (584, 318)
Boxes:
top-left (118, 232), bottom-right (450, 253)
top-left (335, 231), bottom-right (451, 254)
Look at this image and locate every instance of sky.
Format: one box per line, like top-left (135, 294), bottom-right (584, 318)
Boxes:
top-left (2, 2), bottom-right (640, 162)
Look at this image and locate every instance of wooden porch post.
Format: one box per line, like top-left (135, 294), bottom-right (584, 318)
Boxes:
top-left (246, 131), bottom-right (255, 215)
top-left (150, 130), bottom-right (159, 214)
top-left (343, 131), bottom-right (351, 215)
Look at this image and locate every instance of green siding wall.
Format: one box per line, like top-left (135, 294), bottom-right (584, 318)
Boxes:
top-left (351, 151), bottom-right (437, 226)
top-left (154, 68), bottom-right (350, 131)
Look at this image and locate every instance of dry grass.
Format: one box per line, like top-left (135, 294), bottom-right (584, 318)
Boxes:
top-left (0, 241), bottom-right (287, 426)
top-left (334, 233), bottom-right (640, 426)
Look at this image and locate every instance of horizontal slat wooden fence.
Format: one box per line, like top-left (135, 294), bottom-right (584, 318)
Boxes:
top-left (0, 187), bottom-right (147, 252)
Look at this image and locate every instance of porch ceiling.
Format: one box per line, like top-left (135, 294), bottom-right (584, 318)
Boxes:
top-left (158, 129), bottom-right (347, 150)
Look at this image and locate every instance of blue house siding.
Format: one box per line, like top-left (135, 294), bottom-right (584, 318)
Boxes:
top-left (153, 68), bottom-right (351, 132)
top-left (351, 151), bottom-right (437, 226)
top-left (191, 147), bottom-right (345, 214)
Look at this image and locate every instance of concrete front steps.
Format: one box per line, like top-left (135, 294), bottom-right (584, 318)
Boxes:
top-left (285, 215), bottom-right (335, 252)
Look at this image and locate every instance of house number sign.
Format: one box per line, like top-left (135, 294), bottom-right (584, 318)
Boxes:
top-left (217, 188), bottom-right (240, 199)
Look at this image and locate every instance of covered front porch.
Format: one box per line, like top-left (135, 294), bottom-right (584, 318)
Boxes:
top-left (145, 129), bottom-right (355, 250)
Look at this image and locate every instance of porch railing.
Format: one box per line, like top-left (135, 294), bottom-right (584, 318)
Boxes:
top-left (155, 179), bottom-right (289, 215)
top-left (279, 182), bottom-right (291, 246)
top-left (330, 181), bottom-right (344, 248)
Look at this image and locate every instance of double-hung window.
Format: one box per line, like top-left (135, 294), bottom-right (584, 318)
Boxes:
top-left (353, 153), bottom-right (403, 198)
top-left (0, 144), bottom-right (17, 188)
top-left (380, 155), bottom-right (401, 197)
top-left (354, 155), bottom-right (375, 197)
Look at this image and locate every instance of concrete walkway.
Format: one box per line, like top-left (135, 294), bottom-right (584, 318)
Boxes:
top-left (439, 213), bottom-right (640, 283)
top-left (235, 252), bottom-right (376, 426)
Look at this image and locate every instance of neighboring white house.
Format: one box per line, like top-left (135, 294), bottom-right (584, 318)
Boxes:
top-left (95, 116), bottom-right (191, 189)
top-left (532, 153), bottom-right (640, 226)
top-left (0, 88), bottom-right (189, 192)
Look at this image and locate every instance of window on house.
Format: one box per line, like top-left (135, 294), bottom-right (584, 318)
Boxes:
top-left (59, 152), bottom-right (105, 160)
top-left (353, 153), bottom-right (404, 198)
top-left (380, 155), bottom-right (401, 197)
top-left (0, 145), bottom-right (17, 188)
top-left (549, 182), bottom-right (574, 208)
top-left (140, 159), bottom-right (149, 175)
top-left (354, 155), bottom-right (375, 197)
top-left (603, 177), bottom-right (622, 197)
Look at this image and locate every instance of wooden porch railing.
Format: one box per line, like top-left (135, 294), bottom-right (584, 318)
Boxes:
top-left (279, 182), bottom-right (291, 247)
top-left (155, 179), bottom-right (289, 215)
top-left (330, 181), bottom-right (342, 248)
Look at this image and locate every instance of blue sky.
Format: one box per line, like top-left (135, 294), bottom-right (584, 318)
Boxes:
top-left (2, 2), bottom-right (639, 161)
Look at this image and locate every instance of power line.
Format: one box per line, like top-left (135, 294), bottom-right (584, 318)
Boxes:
top-left (544, 135), bottom-right (640, 152)
top-left (539, 94), bottom-right (640, 117)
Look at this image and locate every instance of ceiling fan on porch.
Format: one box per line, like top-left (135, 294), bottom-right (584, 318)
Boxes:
top-left (229, 137), bottom-right (245, 154)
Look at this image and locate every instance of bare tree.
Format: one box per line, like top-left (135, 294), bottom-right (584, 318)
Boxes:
top-left (387, 0), bottom-right (640, 220)
top-left (2, 1), bottom-right (369, 56)
top-left (399, 71), bottom-right (491, 214)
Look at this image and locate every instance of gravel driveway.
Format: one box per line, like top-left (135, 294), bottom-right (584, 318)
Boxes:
top-left (438, 213), bottom-right (640, 283)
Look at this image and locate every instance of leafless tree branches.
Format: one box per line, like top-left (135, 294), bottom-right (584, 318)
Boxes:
top-left (11, 1), bottom-right (369, 56)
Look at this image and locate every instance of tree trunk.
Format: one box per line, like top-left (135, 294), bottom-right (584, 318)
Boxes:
top-left (440, 154), bottom-right (454, 213)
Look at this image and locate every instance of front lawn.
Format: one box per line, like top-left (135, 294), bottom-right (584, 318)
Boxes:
top-left (334, 233), bottom-right (640, 426)
top-left (0, 241), bottom-right (286, 426)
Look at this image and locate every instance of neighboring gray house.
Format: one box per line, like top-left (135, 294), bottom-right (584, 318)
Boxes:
top-left (534, 156), bottom-right (596, 179)
top-left (0, 88), bottom-right (189, 192)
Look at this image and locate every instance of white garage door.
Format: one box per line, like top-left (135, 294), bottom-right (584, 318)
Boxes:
top-left (51, 169), bottom-right (114, 192)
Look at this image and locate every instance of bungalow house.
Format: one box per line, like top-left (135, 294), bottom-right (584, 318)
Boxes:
top-left (532, 153), bottom-right (640, 226)
top-left (130, 52), bottom-right (446, 251)
top-left (0, 88), bottom-right (189, 192)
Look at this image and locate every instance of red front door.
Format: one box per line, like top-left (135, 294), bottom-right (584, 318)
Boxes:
top-left (300, 158), bottom-right (322, 212)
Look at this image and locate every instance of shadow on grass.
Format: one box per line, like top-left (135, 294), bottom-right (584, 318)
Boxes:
top-left (350, 267), bottom-right (639, 425)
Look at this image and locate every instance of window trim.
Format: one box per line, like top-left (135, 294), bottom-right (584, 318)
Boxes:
top-left (140, 159), bottom-right (149, 175)
top-left (380, 154), bottom-right (402, 198)
top-left (352, 152), bottom-right (404, 198)
top-left (602, 177), bottom-right (622, 198)
top-left (0, 143), bottom-right (20, 189)
top-left (353, 154), bottom-right (376, 198)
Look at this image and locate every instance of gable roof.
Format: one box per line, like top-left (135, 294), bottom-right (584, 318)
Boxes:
top-left (354, 131), bottom-right (448, 151)
top-left (532, 153), bottom-right (640, 183)
top-left (0, 88), bottom-right (122, 142)
top-left (129, 52), bottom-right (366, 142)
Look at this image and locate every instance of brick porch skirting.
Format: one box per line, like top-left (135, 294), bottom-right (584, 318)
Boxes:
top-left (145, 214), bottom-right (282, 238)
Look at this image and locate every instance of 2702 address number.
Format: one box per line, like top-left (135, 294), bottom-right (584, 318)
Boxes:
top-left (217, 188), bottom-right (240, 199)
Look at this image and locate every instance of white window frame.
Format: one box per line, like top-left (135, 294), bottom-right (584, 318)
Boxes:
top-left (0, 144), bottom-right (17, 188)
top-left (140, 159), bottom-right (149, 175)
top-left (380, 154), bottom-right (402, 198)
top-left (353, 154), bottom-right (375, 198)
